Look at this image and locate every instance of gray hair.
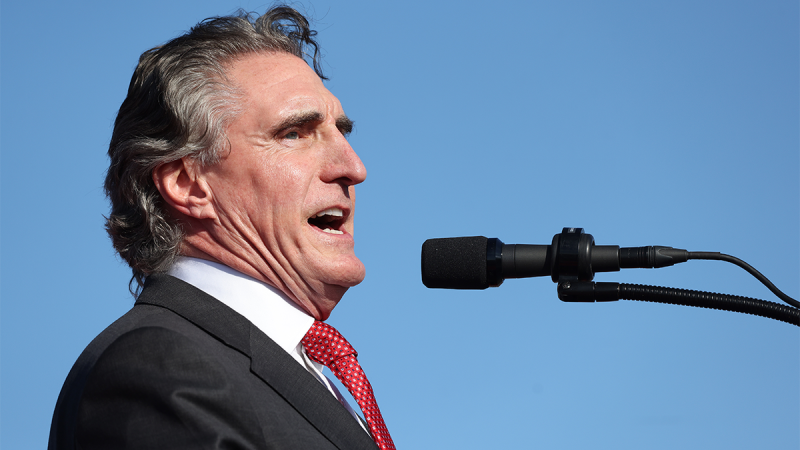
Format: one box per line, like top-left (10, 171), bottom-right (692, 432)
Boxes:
top-left (104, 6), bottom-right (325, 295)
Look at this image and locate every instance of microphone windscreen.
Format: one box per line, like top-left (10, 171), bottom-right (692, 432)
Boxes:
top-left (421, 236), bottom-right (488, 289)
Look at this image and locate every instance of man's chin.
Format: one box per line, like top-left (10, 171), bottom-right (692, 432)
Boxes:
top-left (294, 256), bottom-right (365, 315)
top-left (309, 275), bottom-right (362, 320)
top-left (331, 259), bottom-right (366, 288)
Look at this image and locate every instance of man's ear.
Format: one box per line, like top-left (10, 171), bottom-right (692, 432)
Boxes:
top-left (152, 158), bottom-right (217, 220)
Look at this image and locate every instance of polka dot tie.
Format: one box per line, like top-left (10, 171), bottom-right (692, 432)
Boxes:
top-left (302, 321), bottom-right (396, 450)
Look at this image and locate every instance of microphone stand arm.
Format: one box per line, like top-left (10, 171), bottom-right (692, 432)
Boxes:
top-left (556, 280), bottom-right (800, 327)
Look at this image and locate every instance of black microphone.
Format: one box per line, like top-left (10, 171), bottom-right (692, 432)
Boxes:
top-left (421, 228), bottom-right (689, 289)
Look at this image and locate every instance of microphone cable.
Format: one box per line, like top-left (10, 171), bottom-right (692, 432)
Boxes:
top-left (687, 252), bottom-right (799, 309)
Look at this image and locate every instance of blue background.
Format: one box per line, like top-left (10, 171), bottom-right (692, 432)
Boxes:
top-left (2, 1), bottom-right (798, 448)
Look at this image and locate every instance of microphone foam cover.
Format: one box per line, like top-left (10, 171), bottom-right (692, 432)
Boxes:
top-left (421, 236), bottom-right (488, 289)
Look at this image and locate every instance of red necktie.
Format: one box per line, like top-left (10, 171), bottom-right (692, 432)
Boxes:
top-left (302, 321), bottom-right (396, 450)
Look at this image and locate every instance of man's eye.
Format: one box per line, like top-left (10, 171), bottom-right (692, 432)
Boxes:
top-left (284, 131), bottom-right (299, 140)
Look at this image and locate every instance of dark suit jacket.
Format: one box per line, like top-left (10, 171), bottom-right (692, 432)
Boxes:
top-left (49, 274), bottom-right (379, 450)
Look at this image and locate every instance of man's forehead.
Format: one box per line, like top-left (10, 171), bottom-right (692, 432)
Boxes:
top-left (227, 53), bottom-right (323, 95)
top-left (227, 52), bottom-right (344, 117)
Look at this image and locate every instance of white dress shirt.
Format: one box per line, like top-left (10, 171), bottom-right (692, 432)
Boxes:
top-left (167, 256), bottom-right (365, 429)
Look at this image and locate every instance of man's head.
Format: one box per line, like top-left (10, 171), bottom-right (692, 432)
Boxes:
top-left (106, 7), bottom-right (366, 319)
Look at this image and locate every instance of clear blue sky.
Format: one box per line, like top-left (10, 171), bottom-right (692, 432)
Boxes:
top-left (2, 1), bottom-right (798, 449)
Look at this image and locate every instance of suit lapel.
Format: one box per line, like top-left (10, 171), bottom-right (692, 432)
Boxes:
top-left (249, 331), bottom-right (379, 449)
top-left (136, 274), bottom-right (378, 450)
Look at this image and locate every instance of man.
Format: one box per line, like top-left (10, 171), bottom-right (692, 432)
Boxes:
top-left (49, 7), bottom-right (393, 450)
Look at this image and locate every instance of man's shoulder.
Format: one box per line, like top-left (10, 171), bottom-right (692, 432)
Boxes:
top-left (48, 275), bottom-right (256, 449)
top-left (54, 280), bottom-right (225, 404)
top-left (49, 310), bottom-right (253, 449)
top-left (67, 274), bottom-right (243, 379)
top-left (80, 298), bottom-right (215, 366)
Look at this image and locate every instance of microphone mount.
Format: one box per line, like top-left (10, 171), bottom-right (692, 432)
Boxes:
top-left (477, 227), bottom-right (691, 288)
top-left (421, 228), bottom-right (800, 326)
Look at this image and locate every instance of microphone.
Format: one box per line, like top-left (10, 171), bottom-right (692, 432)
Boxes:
top-left (421, 228), bottom-right (689, 289)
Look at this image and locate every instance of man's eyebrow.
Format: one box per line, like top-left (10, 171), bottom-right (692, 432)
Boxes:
top-left (274, 111), bottom-right (324, 132)
top-left (336, 115), bottom-right (354, 135)
top-left (273, 111), bottom-right (353, 136)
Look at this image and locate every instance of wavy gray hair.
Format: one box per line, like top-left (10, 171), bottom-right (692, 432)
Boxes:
top-left (104, 6), bottom-right (325, 295)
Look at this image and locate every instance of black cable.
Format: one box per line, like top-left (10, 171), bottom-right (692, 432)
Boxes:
top-left (618, 283), bottom-right (800, 327)
top-left (688, 252), bottom-right (800, 309)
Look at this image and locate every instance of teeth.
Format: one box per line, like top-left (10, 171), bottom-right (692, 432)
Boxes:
top-left (313, 208), bottom-right (343, 218)
top-left (322, 228), bottom-right (343, 235)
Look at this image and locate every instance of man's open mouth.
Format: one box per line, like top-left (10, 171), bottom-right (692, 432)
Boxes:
top-left (308, 207), bottom-right (346, 235)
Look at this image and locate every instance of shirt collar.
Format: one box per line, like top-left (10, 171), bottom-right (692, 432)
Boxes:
top-left (167, 256), bottom-right (314, 355)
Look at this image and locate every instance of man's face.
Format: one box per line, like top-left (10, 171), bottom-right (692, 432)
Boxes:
top-left (199, 52), bottom-right (367, 319)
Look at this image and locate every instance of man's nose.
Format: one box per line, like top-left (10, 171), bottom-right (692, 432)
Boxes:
top-left (322, 131), bottom-right (367, 187)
